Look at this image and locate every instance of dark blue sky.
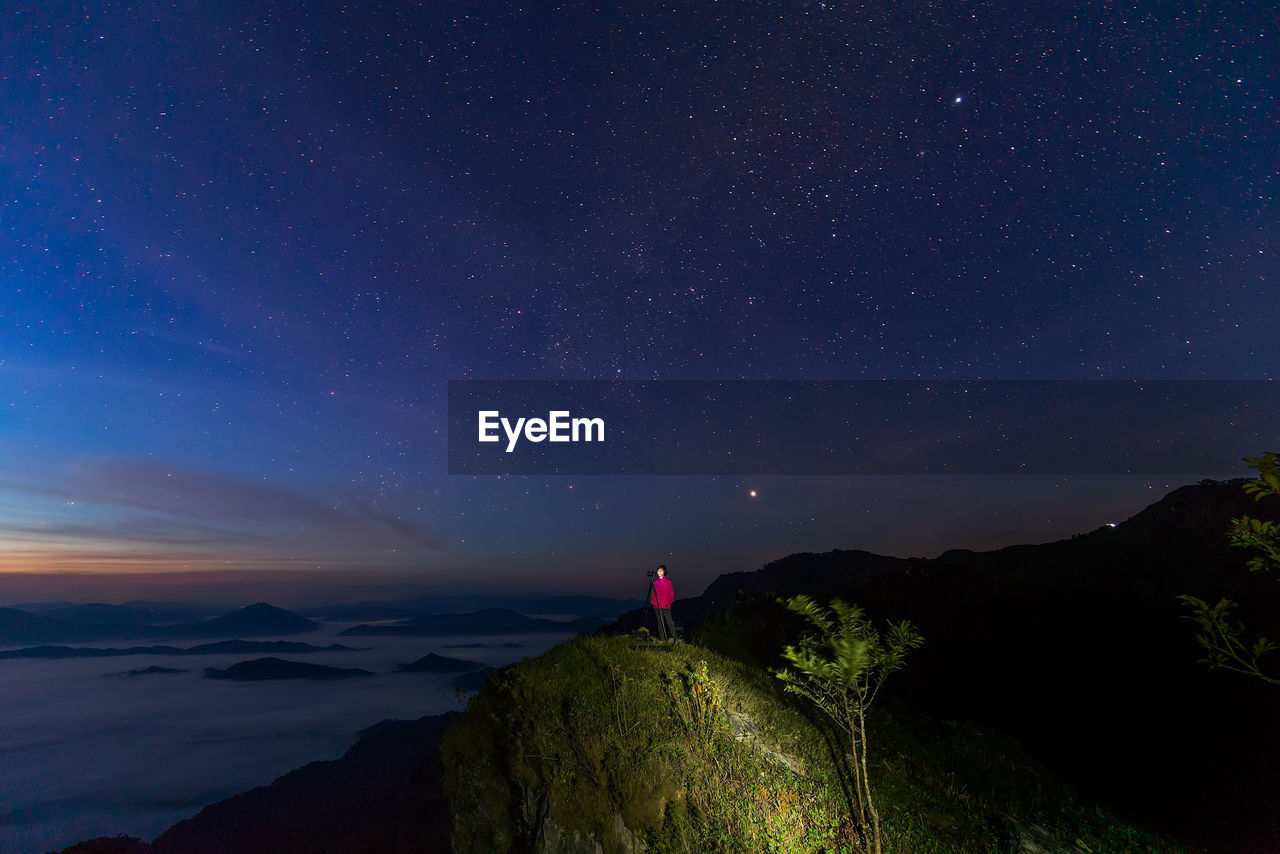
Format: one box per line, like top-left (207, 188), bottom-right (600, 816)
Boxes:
top-left (1, 0), bottom-right (1275, 604)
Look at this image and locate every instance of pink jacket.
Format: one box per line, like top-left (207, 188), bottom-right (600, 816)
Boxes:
top-left (650, 576), bottom-right (674, 609)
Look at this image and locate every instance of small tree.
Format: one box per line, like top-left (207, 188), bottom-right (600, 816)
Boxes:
top-left (1178, 452), bottom-right (1280, 686)
top-left (773, 595), bottom-right (923, 854)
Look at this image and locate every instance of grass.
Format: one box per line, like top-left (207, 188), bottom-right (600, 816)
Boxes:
top-left (441, 633), bottom-right (1190, 853)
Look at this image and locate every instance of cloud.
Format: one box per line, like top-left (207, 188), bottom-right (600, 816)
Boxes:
top-left (0, 629), bottom-right (570, 852)
top-left (0, 458), bottom-right (441, 561)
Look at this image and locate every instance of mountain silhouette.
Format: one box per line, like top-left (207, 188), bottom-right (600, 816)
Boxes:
top-left (175, 603), bottom-right (319, 638)
top-left (204, 657), bottom-right (372, 681)
top-left (58, 715), bottom-right (455, 854)
top-left (111, 666), bottom-right (185, 677)
top-left (40, 602), bottom-right (221, 626)
top-left (0, 602), bottom-right (320, 647)
top-left (0, 607), bottom-right (114, 646)
top-left (43, 603), bottom-right (168, 626)
top-left (668, 479), bottom-right (1280, 852)
top-left (0, 639), bottom-right (358, 660)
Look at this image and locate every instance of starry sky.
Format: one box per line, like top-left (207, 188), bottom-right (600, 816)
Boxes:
top-left (1, 0), bottom-right (1276, 605)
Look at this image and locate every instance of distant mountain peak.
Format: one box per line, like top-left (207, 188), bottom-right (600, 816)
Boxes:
top-left (182, 604), bottom-right (319, 639)
top-left (237, 602), bottom-right (285, 613)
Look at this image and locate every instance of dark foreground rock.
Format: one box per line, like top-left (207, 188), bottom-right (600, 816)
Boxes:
top-left (56, 713), bottom-right (455, 854)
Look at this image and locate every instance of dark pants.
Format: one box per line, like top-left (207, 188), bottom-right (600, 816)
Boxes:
top-left (655, 607), bottom-right (676, 641)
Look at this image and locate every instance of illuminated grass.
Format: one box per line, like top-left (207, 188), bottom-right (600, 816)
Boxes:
top-left (442, 634), bottom-right (1188, 853)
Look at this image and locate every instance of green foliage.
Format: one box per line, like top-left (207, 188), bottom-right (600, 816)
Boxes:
top-left (1177, 595), bottom-right (1278, 680)
top-left (1231, 452), bottom-right (1280, 576)
top-left (1179, 452), bottom-right (1280, 686)
top-left (1240, 451), bottom-right (1280, 500)
top-left (774, 598), bottom-right (923, 740)
top-left (663, 659), bottom-right (724, 746)
top-left (773, 595), bottom-right (924, 854)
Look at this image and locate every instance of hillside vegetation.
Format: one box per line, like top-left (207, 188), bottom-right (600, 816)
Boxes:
top-left (442, 633), bottom-right (1185, 854)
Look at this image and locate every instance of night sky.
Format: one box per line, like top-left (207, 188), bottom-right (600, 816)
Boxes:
top-left (2, 0), bottom-right (1276, 604)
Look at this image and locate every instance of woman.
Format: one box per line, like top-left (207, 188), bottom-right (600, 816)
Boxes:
top-left (650, 564), bottom-right (677, 642)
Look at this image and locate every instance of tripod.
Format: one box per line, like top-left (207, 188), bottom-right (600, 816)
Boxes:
top-left (640, 574), bottom-right (658, 639)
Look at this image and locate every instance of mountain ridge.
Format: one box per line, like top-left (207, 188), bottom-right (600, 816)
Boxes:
top-left (661, 478), bottom-right (1280, 852)
top-left (54, 480), bottom-right (1280, 853)
top-left (0, 602), bottom-right (320, 648)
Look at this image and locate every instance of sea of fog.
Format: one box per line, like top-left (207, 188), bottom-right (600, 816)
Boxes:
top-left (0, 623), bottom-right (582, 854)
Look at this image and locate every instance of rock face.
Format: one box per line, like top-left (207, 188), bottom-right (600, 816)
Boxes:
top-left (446, 635), bottom-right (885, 854)
top-left (524, 786), bottom-right (603, 854)
top-left (725, 709), bottom-right (802, 775)
top-left (1002, 816), bottom-right (1091, 854)
top-left (522, 786), bottom-right (648, 854)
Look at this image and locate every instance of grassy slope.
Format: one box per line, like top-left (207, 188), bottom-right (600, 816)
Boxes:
top-left (442, 632), bottom-right (1189, 854)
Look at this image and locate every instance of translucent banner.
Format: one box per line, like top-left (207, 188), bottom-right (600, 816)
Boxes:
top-left (446, 380), bottom-right (1277, 475)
